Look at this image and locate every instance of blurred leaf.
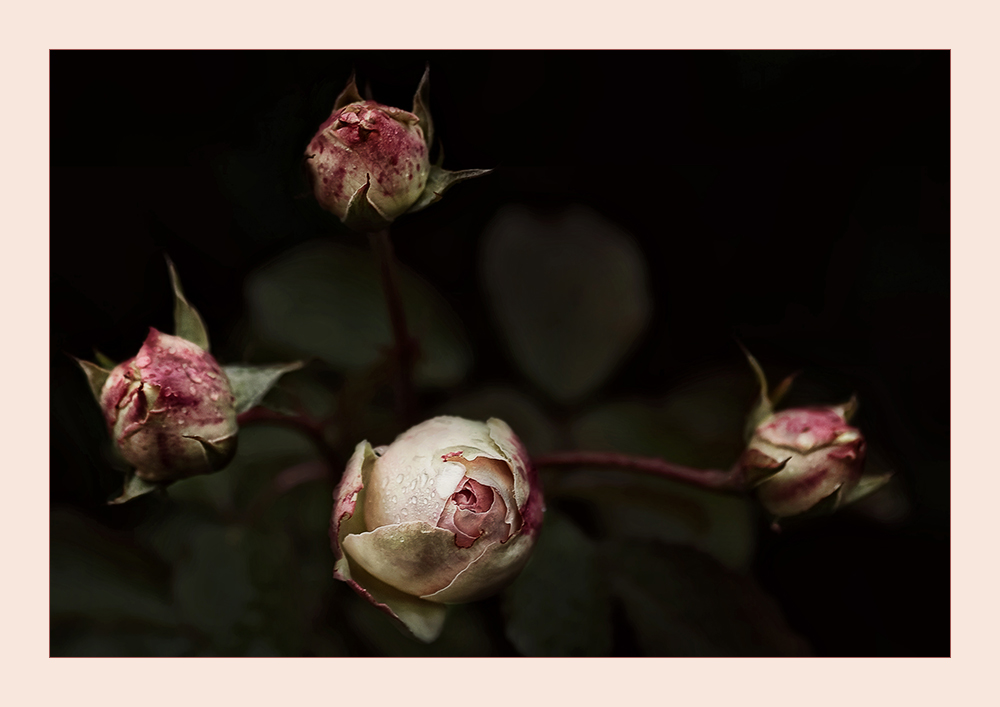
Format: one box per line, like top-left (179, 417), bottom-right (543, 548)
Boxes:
top-left (567, 374), bottom-right (757, 569)
top-left (482, 204), bottom-right (651, 403)
top-left (246, 239), bottom-right (471, 388)
top-left (51, 509), bottom-right (176, 628)
top-left (503, 510), bottom-right (612, 656)
top-left (171, 521), bottom-right (258, 650)
top-left (605, 540), bottom-right (809, 656)
top-left (168, 257), bottom-right (210, 351)
top-left (52, 629), bottom-right (193, 657)
top-left (437, 386), bottom-right (558, 454)
top-left (223, 361), bottom-right (304, 415)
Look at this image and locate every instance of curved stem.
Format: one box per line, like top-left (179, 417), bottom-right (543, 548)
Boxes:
top-left (533, 451), bottom-right (747, 493)
top-left (237, 406), bottom-right (341, 480)
top-left (369, 228), bottom-right (417, 426)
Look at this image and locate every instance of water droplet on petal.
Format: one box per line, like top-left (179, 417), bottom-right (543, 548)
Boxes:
top-left (136, 356), bottom-right (151, 368)
top-left (209, 392), bottom-right (219, 401)
top-left (206, 371), bottom-right (217, 379)
top-left (395, 474), bottom-right (404, 484)
top-left (390, 495), bottom-right (397, 504)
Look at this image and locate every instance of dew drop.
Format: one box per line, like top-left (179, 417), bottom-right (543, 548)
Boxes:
top-left (206, 371), bottom-right (217, 379)
top-left (190, 386), bottom-right (198, 395)
top-left (136, 356), bottom-right (151, 368)
top-left (168, 347), bottom-right (176, 354)
top-left (395, 474), bottom-right (404, 484)
top-left (390, 495), bottom-right (397, 504)
top-left (185, 368), bottom-right (203, 383)
top-left (209, 392), bottom-right (219, 401)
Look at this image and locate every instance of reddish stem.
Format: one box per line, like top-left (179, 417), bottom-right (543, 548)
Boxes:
top-left (533, 451), bottom-right (746, 493)
top-left (237, 406), bottom-right (340, 479)
top-left (369, 228), bottom-right (418, 426)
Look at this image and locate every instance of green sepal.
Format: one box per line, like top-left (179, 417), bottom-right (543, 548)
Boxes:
top-left (333, 73), bottom-right (364, 111)
top-left (75, 357), bottom-right (111, 403)
top-left (411, 65), bottom-right (434, 148)
top-left (167, 257), bottom-right (210, 352)
top-left (108, 469), bottom-right (163, 505)
top-left (842, 471), bottom-right (893, 506)
top-left (407, 165), bottom-right (493, 215)
top-left (740, 344), bottom-right (796, 441)
top-left (343, 176), bottom-right (394, 233)
top-left (222, 361), bottom-right (304, 415)
top-left (184, 432), bottom-right (239, 472)
top-left (93, 349), bottom-right (117, 370)
top-left (741, 448), bottom-right (790, 487)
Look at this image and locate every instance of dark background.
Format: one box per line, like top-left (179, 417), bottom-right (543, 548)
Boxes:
top-left (50, 51), bottom-right (949, 656)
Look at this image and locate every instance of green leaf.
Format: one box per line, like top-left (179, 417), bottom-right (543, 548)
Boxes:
top-left (51, 509), bottom-right (176, 628)
top-left (246, 239), bottom-right (472, 388)
top-left (167, 257), bottom-right (210, 351)
top-left (223, 361), bottom-right (304, 415)
top-left (407, 165), bottom-right (492, 214)
top-left (605, 540), bottom-right (809, 656)
top-left (75, 357), bottom-right (111, 402)
top-left (503, 510), bottom-right (612, 656)
top-left (108, 470), bottom-right (164, 505)
top-left (482, 204), bottom-right (652, 403)
top-left (567, 375), bottom-right (757, 570)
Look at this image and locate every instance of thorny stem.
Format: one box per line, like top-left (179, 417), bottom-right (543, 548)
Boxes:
top-left (533, 451), bottom-right (747, 494)
top-left (369, 228), bottom-right (418, 426)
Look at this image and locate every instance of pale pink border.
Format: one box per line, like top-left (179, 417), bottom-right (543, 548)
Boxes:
top-left (11, 1), bottom-right (997, 704)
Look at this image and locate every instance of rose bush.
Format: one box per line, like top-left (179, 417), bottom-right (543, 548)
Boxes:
top-left (331, 416), bottom-right (544, 642)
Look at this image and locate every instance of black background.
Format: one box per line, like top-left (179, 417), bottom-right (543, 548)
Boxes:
top-left (51, 51), bottom-right (949, 656)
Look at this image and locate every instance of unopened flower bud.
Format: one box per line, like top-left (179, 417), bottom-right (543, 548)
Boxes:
top-left (332, 416), bottom-right (544, 642)
top-left (740, 405), bottom-right (866, 518)
top-left (305, 69), bottom-right (491, 232)
top-left (100, 328), bottom-right (238, 482)
top-left (305, 98), bottom-right (430, 227)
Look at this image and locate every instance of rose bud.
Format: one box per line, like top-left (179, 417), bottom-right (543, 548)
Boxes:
top-left (305, 69), bottom-right (491, 232)
top-left (332, 416), bottom-right (544, 642)
top-left (739, 402), bottom-right (867, 519)
top-left (99, 328), bottom-right (238, 483)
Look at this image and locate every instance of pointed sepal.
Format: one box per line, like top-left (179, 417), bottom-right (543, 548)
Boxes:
top-left (75, 357), bottom-right (111, 403)
top-left (222, 361), bottom-right (304, 415)
top-left (740, 448), bottom-right (791, 487)
top-left (108, 469), bottom-right (163, 505)
top-left (342, 175), bottom-right (394, 233)
top-left (411, 65), bottom-right (434, 149)
top-left (407, 165), bottom-right (493, 214)
top-left (740, 343), bottom-right (798, 441)
top-left (831, 394), bottom-right (859, 423)
top-left (93, 350), bottom-right (117, 370)
top-left (334, 73), bottom-right (364, 111)
top-left (842, 471), bottom-right (893, 506)
top-left (167, 257), bottom-right (210, 352)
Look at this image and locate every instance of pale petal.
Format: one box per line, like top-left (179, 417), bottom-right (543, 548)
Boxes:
top-left (422, 531), bottom-right (537, 604)
top-left (342, 521), bottom-right (492, 598)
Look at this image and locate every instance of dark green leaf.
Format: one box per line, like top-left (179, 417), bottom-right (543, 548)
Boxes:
top-left (482, 205), bottom-right (651, 403)
top-left (246, 239), bottom-right (471, 388)
top-left (605, 540), bottom-right (809, 656)
top-left (503, 510), bottom-right (612, 656)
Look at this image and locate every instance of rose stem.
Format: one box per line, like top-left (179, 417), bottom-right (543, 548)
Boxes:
top-left (369, 228), bottom-right (417, 426)
top-left (533, 451), bottom-right (747, 493)
top-left (237, 406), bottom-right (341, 479)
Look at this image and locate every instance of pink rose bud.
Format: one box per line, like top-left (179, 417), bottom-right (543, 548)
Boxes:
top-left (332, 416), bottom-right (544, 642)
top-left (739, 404), bottom-right (866, 519)
top-left (99, 328), bottom-right (238, 482)
top-left (305, 89), bottom-right (429, 230)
